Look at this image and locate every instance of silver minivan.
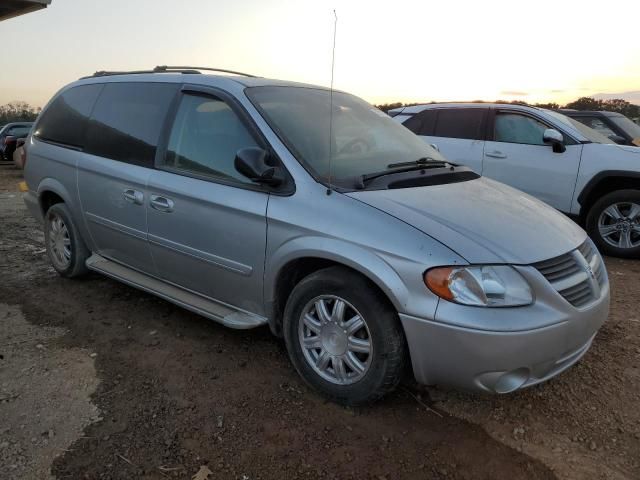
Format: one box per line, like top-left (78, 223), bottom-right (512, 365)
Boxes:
top-left (23, 67), bottom-right (610, 404)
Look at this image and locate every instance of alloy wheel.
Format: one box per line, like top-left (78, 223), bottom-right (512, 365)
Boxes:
top-left (298, 295), bottom-right (373, 385)
top-left (47, 213), bottom-right (72, 270)
top-left (598, 202), bottom-right (640, 249)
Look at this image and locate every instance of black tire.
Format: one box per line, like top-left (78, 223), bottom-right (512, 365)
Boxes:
top-left (44, 203), bottom-right (90, 278)
top-left (586, 189), bottom-right (640, 259)
top-left (283, 266), bottom-right (406, 406)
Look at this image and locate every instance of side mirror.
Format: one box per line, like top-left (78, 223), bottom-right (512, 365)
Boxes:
top-left (16, 138), bottom-right (26, 147)
top-left (429, 143), bottom-right (439, 152)
top-left (543, 128), bottom-right (566, 153)
top-left (608, 134), bottom-right (626, 145)
top-left (234, 147), bottom-right (284, 186)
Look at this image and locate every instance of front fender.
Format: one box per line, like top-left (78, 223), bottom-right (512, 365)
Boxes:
top-left (265, 235), bottom-right (412, 313)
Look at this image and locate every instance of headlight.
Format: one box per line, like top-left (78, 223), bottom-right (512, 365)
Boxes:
top-left (424, 265), bottom-right (533, 307)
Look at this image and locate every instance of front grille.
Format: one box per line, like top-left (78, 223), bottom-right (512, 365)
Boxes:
top-left (533, 239), bottom-right (607, 308)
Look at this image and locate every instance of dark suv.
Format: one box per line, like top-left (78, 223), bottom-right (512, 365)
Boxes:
top-left (0, 122), bottom-right (33, 161)
top-left (560, 110), bottom-right (640, 146)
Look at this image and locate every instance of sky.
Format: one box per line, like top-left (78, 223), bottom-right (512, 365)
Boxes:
top-left (1, 0), bottom-right (639, 108)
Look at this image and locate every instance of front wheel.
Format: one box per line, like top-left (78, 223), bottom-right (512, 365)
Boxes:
top-left (283, 266), bottom-right (406, 405)
top-left (586, 189), bottom-right (640, 258)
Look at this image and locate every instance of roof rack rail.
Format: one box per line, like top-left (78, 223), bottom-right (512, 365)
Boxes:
top-left (154, 65), bottom-right (257, 77)
top-left (81, 66), bottom-right (256, 79)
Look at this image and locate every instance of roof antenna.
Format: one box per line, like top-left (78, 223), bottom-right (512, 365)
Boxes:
top-left (326, 9), bottom-right (338, 196)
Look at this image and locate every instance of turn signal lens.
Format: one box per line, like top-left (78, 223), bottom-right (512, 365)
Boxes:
top-left (424, 267), bottom-right (455, 301)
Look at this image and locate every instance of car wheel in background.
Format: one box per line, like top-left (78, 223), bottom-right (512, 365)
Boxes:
top-left (283, 266), bottom-right (406, 406)
top-left (44, 203), bottom-right (90, 278)
top-left (586, 189), bottom-right (640, 258)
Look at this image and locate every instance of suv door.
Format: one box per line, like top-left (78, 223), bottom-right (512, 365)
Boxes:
top-left (78, 82), bottom-right (179, 273)
top-left (405, 108), bottom-right (487, 173)
top-left (147, 87), bottom-right (269, 315)
top-left (483, 110), bottom-right (582, 212)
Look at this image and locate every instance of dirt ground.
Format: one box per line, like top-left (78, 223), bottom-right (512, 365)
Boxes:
top-left (0, 163), bottom-right (638, 480)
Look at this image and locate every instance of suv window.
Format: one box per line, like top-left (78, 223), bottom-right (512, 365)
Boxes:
top-left (34, 84), bottom-right (103, 148)
top-left (434, 109), bottom-right (485, 140)
top-left (494, 112), bottom-right (548, 145)
top-left (8, 126), bottom-right (31, 137)
top-left (160, 94), bottom-right (259, 184)
top-left (84, 82), bottom-right (178, 166)
top-left (403, 110), bottom-right (437, 136)
top-left (574, 116), bottom-right (617, 138)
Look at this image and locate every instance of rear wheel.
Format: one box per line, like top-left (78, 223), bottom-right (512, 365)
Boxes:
top-left (586, 189), bottom-right (640, 258)
top-left (283, 266), bottom-right (406, 405)
top-left (44, 203), bottom-right (90, 278)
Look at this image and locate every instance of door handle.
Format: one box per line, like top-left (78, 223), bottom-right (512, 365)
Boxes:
top-left (150, 195), bottom-right (174, 213)
top-left (123, 189), bottom-right (144, 205)
top-left (485, 151), bottom-right (507, 159)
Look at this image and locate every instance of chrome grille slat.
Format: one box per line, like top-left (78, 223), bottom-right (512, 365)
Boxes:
top-left (533, 239), bottom-right (607, 308)
top-left (535, 256), bottom-right (576, 271)
top-left (538, 259), bottom-right (580, 275)
top-left (544, 266), bottom-right (583, 282)
top-left (560, 282), bottom-right (591, 297)
top-left (564, 288), bottom-right (592, 303)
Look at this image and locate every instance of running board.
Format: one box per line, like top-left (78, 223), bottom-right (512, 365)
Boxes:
top-left (86, 254), bottom-right (267, 329)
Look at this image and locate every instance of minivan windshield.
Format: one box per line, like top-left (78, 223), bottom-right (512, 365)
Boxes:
top-left (246, 86), bottom-right (446, 187)
top-left (545, 110), bottom-right (613, 144)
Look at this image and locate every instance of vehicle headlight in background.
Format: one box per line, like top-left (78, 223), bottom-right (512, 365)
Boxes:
top-left (424, 266), bottom-right (533, 307)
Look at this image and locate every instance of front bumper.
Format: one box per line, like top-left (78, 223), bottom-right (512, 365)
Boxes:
top-left (400, 267), bottom-right (610, 393)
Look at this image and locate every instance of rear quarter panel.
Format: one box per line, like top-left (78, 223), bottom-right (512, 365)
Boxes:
top-left (24, 138), bottom-right (96, 251)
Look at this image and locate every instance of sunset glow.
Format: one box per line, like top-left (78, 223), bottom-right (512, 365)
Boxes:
top-left (1, 0), bottom-right (638, 108)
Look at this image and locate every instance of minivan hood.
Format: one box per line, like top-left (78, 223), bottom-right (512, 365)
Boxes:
top-left (347, 177), bottom-right (586, 264)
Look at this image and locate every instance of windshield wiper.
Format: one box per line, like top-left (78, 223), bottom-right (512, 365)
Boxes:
top-left (387, 157), bottom-right (445, 169)
top-left (356, 158), bottom-right (451, 189)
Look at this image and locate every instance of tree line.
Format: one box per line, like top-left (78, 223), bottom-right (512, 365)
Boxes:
top-left (375, 97), bottom-right (640, 119)
top-left (0, 101), bottom-right (41, 125)
top-left (3, 96), bottom-right (639, 126)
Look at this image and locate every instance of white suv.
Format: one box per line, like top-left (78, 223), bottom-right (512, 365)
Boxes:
top-left (391, 103), bottom-right (640, 258)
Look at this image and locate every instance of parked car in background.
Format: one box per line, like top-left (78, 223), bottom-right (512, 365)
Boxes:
top-left (13, 138), bottom-right (27, 169)
top-left (0, 122), bottom-right (33, 161)
top-left (559, 110), bottom-right (640, 147)
top-left (391, 103), bottom-right (640, 258)
top-left (23, 68), bottom-right (608, 404)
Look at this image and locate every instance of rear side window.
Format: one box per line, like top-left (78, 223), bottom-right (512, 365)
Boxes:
top-left (403, 110), bottom-right (437, 136)
top-left (84, 82), bottom-right (178, 166)
top-left (34, 84), bottom-right (103, 148)
top-left (433, 109), bottom-right (485, 140)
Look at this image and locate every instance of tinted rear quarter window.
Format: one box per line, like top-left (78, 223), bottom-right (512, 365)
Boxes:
top-left (84, 82), bottom-right (178, 166)
top-left (403, 109), bottom-right (437, 136)
top-left (34, 84), bottom-right (103, 148)
top-left (434, 108), bottom-right (486, 140)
